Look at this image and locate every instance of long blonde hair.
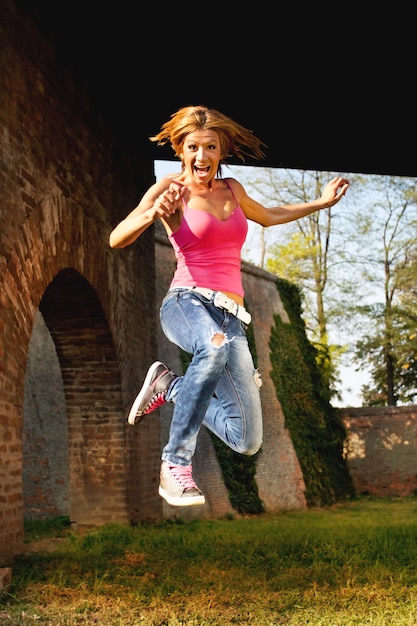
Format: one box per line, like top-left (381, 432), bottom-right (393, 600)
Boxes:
top-left (150, 105), bottom-right (267, 172)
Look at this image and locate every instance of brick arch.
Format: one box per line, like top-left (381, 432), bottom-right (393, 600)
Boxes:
top-left (1, 156), bottom-right (157, 559)
top-left (36, 268), bottom-right (128, 524)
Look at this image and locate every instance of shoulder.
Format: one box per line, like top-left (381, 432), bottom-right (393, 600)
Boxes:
top-left (222, 177), bottom-right (246, 202)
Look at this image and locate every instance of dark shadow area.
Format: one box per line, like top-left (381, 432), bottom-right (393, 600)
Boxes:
top-left (23, 310), bottom-right (69, 520)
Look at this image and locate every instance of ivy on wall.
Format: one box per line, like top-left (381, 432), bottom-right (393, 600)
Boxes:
top-left (270, 278), bottom-right (356, 506)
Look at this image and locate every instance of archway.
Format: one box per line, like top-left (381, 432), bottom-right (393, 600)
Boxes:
top-left (23, 268), bottom-right (129, 525)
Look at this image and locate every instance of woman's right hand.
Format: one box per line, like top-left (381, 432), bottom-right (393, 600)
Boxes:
top-left (109, 180), bottom-right (184, 248)
top-left (152, 181), bottom-right (183, 220)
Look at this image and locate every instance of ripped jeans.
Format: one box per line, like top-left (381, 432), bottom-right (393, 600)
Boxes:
top-left (160, 288), bottom-right (263, 467)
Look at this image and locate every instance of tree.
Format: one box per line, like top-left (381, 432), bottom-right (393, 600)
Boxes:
top-left (235, 165), bottom-right (417, 406)
top-left (349, 176), bottom-right (417, 405)
top-left (395, 253), bottom-right (417, 400)
top-left (238, 167), bottom-right (355, 398)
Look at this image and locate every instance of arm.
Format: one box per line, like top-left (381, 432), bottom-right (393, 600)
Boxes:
top-left (109, 178), bottom-right (183, 248)
top-left (235, 176), bottom-right (349, 227)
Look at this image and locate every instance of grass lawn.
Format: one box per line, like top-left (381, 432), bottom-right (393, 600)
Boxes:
top-left (1, 497), bottom-right (417, 625)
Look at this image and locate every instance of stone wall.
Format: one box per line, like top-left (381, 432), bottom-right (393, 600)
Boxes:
top-left (341, 406), bottom-right (417, 497)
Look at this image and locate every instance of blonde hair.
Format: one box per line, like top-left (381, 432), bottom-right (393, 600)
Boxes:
top-left (149, 105), bottom-right (267, 168)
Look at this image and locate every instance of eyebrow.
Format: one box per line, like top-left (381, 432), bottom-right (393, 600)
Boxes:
top-left (185, 139), bottom-right (219, 145)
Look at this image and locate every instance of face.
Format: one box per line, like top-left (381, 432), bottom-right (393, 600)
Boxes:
top-left (179, 130), bottom-right (222, 185)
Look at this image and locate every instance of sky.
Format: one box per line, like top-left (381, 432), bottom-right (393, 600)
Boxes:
top-left (153, 160), bottom-right (368, 407)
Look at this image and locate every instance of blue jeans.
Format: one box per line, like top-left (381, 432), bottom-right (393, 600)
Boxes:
top-left (160, 288), bottom-right (263, 467)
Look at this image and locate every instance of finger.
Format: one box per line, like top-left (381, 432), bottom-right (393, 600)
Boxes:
top-left (170, 181), bottom-right (183, 199)
top-left (160, 196), bottom-right (176, 214)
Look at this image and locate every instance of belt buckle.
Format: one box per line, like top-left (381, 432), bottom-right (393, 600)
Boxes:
top-left (214, 292), bottom-right (238, 316)
top-left (214, 291), bottom-right (231, 311)
top-left (213, 291), bottom-right (251, 324)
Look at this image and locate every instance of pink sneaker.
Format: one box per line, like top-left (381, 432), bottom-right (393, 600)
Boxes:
top-left (127, 362), bottom-right (177, 425)
top-left (159, 462), bottom-right (205, 506)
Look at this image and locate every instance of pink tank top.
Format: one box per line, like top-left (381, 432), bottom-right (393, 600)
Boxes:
top-left (169, 180), bottom-right (248, 297)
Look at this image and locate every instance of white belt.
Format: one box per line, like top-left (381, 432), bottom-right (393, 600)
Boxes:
top-left (190, 287), bottom-right (252, 325)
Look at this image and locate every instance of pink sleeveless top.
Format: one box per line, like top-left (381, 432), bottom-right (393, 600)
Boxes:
top-left (169, 180), bottom-right (248, 297)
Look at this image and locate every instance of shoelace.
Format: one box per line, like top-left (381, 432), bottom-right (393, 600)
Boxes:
top-left (169, 465), bottom-right (198, 491)
top-left (142, 391), bottom-right (166, 414)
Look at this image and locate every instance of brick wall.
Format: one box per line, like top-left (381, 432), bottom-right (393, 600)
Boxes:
top-left (0, 0), bottom-right (161, 561)
top-left (341, 406), bottom-right (417, 497)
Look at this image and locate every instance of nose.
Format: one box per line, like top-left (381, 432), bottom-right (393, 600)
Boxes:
top-left (196, 146), bottom-right (206, 161)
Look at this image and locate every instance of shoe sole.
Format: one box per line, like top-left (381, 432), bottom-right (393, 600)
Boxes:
top-left (159, 486), bottom-right (206, 507)
top-left (127, 361), bottom-right (165, 426)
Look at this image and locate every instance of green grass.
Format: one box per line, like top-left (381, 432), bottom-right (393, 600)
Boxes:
top-left (1, 498), bottom-right (417, 624)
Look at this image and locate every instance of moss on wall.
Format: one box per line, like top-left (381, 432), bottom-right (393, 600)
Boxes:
top-left (270, 278), bottom-right (356, 506)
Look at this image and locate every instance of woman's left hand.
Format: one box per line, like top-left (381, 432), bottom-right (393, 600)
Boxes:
top-left (321, 176), bottom-right (349, 208)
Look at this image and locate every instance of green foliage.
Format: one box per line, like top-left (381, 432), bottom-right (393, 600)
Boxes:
top-left (355, 301), bottom-right (417, 406)
top-left (350, 174), bottom-right (417, 405)
top-left (312, 339), bottom-right (344, 400)
top-left (270, 278), bottom-right (355, 506)
top-left (267, 231), bottom-right (316, 282)
top-left (209, 439), bottom-right (264, 514)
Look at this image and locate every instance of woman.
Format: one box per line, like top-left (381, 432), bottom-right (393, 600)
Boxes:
top-left (109, 105), bottom-right (349, 507)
